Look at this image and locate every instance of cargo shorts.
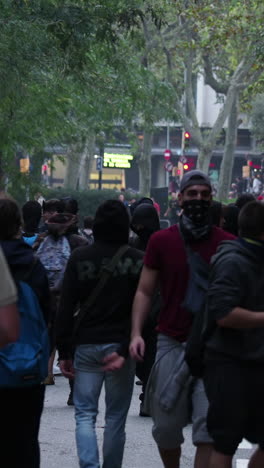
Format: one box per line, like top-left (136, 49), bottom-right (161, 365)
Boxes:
top-left (145, 334), bottom-right (212, 449)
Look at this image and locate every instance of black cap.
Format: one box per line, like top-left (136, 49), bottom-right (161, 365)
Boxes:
top-left (180, 170), bottom-right (212, 193)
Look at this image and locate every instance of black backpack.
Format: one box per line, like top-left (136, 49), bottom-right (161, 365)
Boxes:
top-left (179, 229), bottom-right (215, 377)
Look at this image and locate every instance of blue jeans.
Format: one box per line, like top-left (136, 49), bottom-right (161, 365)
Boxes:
top-left (74, 344), bottom-right (135, 468)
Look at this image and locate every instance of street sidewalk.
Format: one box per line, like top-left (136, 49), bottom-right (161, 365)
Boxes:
top-left (39, 375), bottom-right (195, 468)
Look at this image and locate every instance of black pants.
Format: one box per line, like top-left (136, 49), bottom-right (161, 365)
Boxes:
top-left (204, 359), bottom-right (264, 456)
top-left (0, 385), bottom-right (45, 468)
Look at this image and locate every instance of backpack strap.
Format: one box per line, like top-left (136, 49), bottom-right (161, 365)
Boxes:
top-left (73, 244), bottom-right (130, 335)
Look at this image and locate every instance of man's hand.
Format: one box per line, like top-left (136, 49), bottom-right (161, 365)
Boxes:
top-left (129, 336), bottom-right (145, 361)
top-left (59, 359), bottom-right (75, 379)
top-left (102, 352), bottom-right (125, 371)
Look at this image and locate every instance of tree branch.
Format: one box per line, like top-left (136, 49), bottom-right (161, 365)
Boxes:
top-left (185, 51), bottom-right (200, 131)
top-left (203, 55), bottom-right (229, 94)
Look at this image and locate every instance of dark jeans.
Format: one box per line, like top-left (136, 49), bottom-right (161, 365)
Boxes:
top-left (0, 384), bottom-right (45, 468)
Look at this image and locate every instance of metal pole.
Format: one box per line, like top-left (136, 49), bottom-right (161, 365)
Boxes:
top-left (98, 132), bottom-right (105, 190)
top-left (98, 146), bottom-right (104, 190)
top-left (166, 125), bottom-right (170, 188)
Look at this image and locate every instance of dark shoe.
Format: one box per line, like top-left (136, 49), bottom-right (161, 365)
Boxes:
top-left (67, 392), bottom-right (74, 406)
top-left (43, 375), bottom-right (55, 385)
top-left (139, 402), bottom-right (150, 417)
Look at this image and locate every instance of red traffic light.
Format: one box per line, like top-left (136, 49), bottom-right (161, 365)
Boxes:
top-left (183, 163), bottom-right (189, 171)
top-left (184, 131), bottom-right (190, 139)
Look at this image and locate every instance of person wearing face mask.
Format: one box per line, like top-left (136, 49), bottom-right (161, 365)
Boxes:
top-left (129, 170), bottom-right (235, 468)
top-left (130, 203), bottom-right (161, 416)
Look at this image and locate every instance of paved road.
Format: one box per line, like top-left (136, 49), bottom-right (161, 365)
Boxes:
top-left (39, 375), bottom-right (255, 467)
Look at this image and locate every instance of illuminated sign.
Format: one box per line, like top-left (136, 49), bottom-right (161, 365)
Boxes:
top-left (103, 153), bottom-right (133, 169)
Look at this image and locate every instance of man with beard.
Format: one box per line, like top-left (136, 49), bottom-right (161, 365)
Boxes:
top-left (129, 170), bottom-right (235, 468)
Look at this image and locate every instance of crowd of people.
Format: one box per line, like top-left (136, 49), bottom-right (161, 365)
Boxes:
top-left (1, 169), bottom-right (264, 468)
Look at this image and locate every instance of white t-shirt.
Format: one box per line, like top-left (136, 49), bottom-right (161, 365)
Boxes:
top-left (253, 178), bottom-right (262, 194)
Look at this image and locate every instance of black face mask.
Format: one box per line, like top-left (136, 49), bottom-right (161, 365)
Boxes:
top-left (182, 199), bottom-right (211, 225)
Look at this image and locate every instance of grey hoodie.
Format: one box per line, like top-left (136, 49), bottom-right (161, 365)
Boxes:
top-left (205, 239), bottom-right (264, 362)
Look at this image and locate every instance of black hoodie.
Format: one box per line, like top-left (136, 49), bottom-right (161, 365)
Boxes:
top-left (56, 200), bottom-right (144, 360)
top-left (0, 239), bottom-right (50, 325)
top-left (131, 203), bottom-right (160, 251)
top-left (205, 238), bottom-right (264, 362)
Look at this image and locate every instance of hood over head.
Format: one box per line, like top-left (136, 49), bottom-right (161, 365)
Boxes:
top-left (1, 238), bottom-right (34, 267)
top-left (129, 197), bottom-right (153, 216)
top-left (131, 203), bottom-right (160, 233)
top-left (93, 200), bottom-right (130, 243)
top-left (211, 238), bottom-right (264, 269)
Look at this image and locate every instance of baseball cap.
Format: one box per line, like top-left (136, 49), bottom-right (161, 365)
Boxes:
top-left (179, 170), bottom-right (212, 193)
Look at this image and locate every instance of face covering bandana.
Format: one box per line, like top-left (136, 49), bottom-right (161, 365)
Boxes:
top-left (180, 199), bottom-right (212, 241)
top-left (182, 199), bottom-right (211, 225)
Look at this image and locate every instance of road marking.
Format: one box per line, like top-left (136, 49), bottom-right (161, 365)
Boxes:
top-left (238, 439), bottom-right (252, 449)
top-left (236, 460), bottom-right (248, 468)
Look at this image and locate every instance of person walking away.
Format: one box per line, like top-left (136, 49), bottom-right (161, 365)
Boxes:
top-left (81, 216), bottom-right (94, 244)
top-left (22, 200), bottom-right (42, 247)
top-left (36, 212), bottom-right (87, 387)
top-left (38, 198), bottom-right (65, 234)
top-left (0, 198), bottom-right (50, 468)
top-left (164, 192), bottom-right (181, 225)
top-left (204, 200), bottom-right (264, 468)
top-left (129, 170), bottom-right (235, 468)
top-left (0, 245), bottom-right (19, 347)
top-left (56, 200), bottom-right (144, 468)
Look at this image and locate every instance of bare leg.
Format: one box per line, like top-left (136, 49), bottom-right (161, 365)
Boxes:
top-left (158, 446), bottom-right (181, 468)
top-left (208, 449), bottom-right (232, 468)
top-left (248, 447), bottom-right (264, 468)
top-left (194, 443), bottom-right (213, 468)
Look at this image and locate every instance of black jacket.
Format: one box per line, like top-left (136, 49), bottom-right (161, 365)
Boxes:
top-left (56, 241), bottom-right (144, 360)
top-left (0, 239), bottom-right (50, 325)
top-left (205, 238), bottom-right (264, 362)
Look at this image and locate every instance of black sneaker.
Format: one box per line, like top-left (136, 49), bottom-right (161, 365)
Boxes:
top-left (67, 392), bottom-right (74, 406)
top-left (139, 402), bottom-right (150, 417)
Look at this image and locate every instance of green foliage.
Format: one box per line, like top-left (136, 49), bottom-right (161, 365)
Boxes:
top-left (0, 0), bottom-right (168, 191)
top-left (251, 94), bottom-right (264, 149)
top-left (42, 187), bottom-right (139, 219)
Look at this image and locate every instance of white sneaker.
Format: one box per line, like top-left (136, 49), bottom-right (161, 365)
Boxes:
top-left (53, 364), bottom-right (62, 375)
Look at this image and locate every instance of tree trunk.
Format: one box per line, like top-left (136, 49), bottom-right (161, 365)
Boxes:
top-left (0, 151), bottom-right (5, 191)
top-left (217, 95), bottom-right (238, 201)
top-left (138, 130), bottom-right (153, 196)
top-left (196, 147), bottom-right (212, 174)
top-left (63, 144), bottom-right (83, 190)
top-left (78, 134), bottom-right (96, 190)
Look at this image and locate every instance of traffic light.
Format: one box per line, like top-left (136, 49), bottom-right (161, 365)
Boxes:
top-left (183, 163), bottom-right (189, 171)
top-left (183, 131), bottom-right (191, 151)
